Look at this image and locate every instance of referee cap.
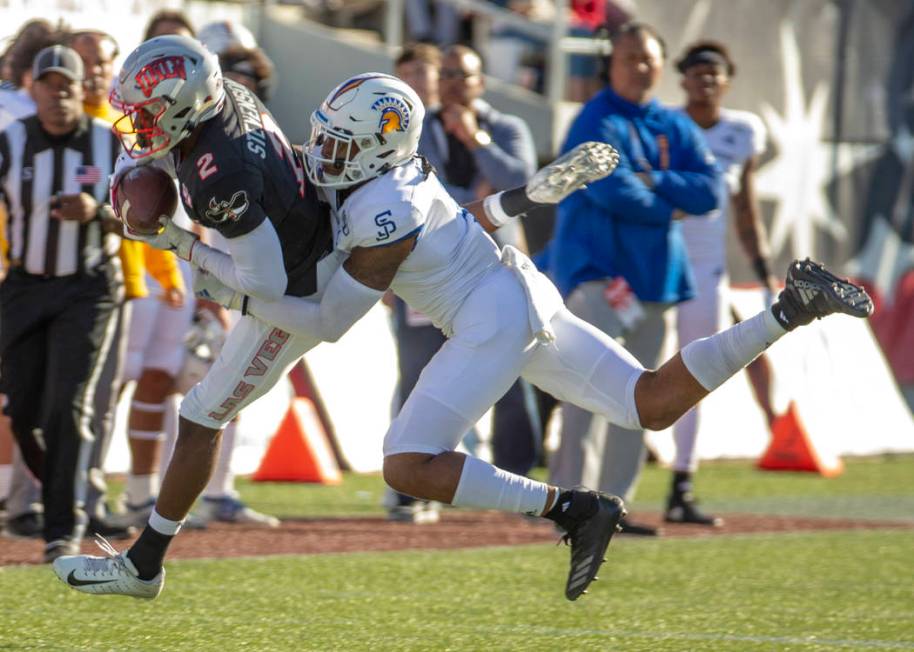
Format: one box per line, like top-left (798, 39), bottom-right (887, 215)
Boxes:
top-left (32, 45), bottom-right (84, 82)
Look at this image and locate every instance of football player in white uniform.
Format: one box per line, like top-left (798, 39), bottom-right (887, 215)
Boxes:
top-left (668, 42), bottom-right (778, 526)
top-left (199, 74), bottom-right (869, 597)
top-left (55, 70), bottom-right (872, 602)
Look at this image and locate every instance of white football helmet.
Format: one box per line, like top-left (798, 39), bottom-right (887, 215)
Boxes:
top-left (304, 73), bottom-right (425, 188)
top-left (110, 35), bottom-right (224, 161)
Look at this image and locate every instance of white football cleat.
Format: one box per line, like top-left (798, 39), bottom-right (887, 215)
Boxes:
top-left (52, 536), bottom-right (164, 599)
top-left (525, 141), bottom-right (620, 204)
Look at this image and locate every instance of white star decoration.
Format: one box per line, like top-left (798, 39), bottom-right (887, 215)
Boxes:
top-left (754, 23), bottom-right (879, 258)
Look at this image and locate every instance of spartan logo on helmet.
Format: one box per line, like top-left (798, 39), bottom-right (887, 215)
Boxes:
top-left (205, 190), bottom-right (249, 223)
top-left (372, 96), bottom-right (410, 135)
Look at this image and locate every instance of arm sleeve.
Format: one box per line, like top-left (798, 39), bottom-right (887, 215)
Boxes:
top-left (119, 238), bottom-right (148, 299)
top-left (248, 263), bottom-right (382, 343)
top-left (190, 218), bottom-right (287, 301)
top-left (472, 116), bottom-right (538, 190)
top-left (145, 247), bottom-right (184, 292)
top-left (563, 114), bottom-right (676, 226)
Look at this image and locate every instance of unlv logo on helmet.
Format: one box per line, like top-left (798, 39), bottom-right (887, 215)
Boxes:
top-left (205, 190), bottom-right (249, 223)
top-left (135, 56), bottom-right (188, 98)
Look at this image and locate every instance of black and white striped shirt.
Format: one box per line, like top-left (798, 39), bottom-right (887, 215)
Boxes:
top-left (0, 115), bottom-right (120, 276)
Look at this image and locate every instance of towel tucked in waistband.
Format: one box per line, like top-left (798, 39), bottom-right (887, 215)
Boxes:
top-left (500, 245), bottom-right (563, 344)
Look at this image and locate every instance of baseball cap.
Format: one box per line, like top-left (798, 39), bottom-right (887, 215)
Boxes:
top-left (31, 45), bottom-right (84, 82)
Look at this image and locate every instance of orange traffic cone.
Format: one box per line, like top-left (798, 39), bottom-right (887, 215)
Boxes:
top-left (253, 397), bottom-right (342, 484)
top-left (757, 401), bottom-right (843, 476)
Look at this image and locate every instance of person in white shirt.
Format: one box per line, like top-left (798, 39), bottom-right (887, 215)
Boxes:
top-left (668, 41), bottom-right (779, 526)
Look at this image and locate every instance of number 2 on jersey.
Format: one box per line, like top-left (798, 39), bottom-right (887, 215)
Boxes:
top-left (196, 152), bottom-right (218, 180)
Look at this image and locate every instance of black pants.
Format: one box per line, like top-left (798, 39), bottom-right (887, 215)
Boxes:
top-left (85, 302), bottom-right (128, 521)
top-left (0, 266), bottom-right (120, 542)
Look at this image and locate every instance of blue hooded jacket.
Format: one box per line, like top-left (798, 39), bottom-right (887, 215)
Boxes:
top-left (546, 87), bottom-right (720, 302)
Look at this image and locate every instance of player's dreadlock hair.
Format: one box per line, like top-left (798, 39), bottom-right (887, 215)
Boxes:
top-left (675, 40), bottom-right (736, 76)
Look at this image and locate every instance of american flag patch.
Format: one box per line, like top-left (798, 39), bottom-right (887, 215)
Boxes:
top-left (74, 165), bottom-right (102, 184)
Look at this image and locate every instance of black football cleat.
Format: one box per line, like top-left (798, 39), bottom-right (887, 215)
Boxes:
top-left (772, 258), bottom-right (874, 331)
top-left (561, 492), bottom-right (626, 601)
top-left (664, 493), bottom-right (723, 527)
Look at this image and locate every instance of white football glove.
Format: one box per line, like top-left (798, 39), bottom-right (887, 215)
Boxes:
top-left (124, 217), bottom-right (199, 261)
top-left (192, 268), bottom-right (243, 311)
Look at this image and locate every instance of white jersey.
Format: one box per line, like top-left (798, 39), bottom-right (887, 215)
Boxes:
top-left (324, 157), bottom-right (500, 335)
top-left (678, 107), bottom-right (766, 265)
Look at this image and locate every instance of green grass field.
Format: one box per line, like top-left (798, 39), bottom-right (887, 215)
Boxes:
top-left (2, 456), bottom-right (913, 651)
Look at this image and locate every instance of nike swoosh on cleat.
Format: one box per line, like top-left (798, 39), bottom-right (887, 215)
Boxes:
top-left (67, 570), bottom-right (117, 587)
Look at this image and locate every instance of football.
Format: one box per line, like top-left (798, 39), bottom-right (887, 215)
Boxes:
top-left (115, 165), bottom-right (178, 235)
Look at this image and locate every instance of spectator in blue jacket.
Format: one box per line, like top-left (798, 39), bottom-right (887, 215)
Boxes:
top-left (546, 21), bottom-right (720, 536)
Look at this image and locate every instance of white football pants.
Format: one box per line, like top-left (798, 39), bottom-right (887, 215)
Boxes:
top-left (384, 266), bottom-right (645, 456)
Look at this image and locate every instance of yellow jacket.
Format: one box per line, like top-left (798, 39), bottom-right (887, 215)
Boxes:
top-left (86, 101), bottom-right (184, 299)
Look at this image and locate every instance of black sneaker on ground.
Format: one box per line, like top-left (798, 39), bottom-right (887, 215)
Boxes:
top-left (3, 511), bottom-right (43, 538)
top-left (772, 258), bottom-right (874, 331)
top-left (43, 537), bottom-right (80, 563)
top-left (556, 491), bottom-right (626, 601)
top-left (664, 493), bottom-right (723, 527)
top-left (88, 516), bottom-right (136, 540)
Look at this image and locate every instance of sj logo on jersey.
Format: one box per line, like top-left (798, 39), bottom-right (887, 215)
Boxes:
top-left (375, 210), bottom-right (397, 241)
top-left (205, 190), bottom-right (249, 223)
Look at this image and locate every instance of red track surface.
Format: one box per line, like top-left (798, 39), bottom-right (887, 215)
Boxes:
top-left (3, 511), bottom-right (912, 566)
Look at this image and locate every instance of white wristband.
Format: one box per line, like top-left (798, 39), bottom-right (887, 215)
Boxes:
top-left (483, 192), bottom-right (513, 229)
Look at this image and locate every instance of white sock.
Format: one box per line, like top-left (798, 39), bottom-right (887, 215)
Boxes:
top-left (126, 473), bottom-right (159, 507)
top-left (204, 420), bottom-right (236, 499)
top-left (681, 309), bottom-right (786, 392)
top-left (148, 508), bottom-right (183, 536)
top-left (128, 428), bottom-right (164, 442)
top-left (0, 464), bottom-right (11, 500)
top-left (452, 455), bottom-right (550, 516)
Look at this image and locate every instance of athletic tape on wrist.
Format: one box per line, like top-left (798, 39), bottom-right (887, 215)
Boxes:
top-left (483, 192), bottom-right (512, 228)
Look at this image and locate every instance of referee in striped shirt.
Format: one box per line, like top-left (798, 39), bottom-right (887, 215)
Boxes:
top-left (0, 45), bottom-right (122, 562)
